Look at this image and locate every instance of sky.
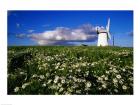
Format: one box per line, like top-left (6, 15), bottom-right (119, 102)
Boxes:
top-left (8, 11), bottom-right (133, 47)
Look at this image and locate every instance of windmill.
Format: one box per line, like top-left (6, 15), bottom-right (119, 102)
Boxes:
top-left (96, 18), bottom-right (111, 46)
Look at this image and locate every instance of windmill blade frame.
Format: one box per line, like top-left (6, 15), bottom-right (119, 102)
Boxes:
top-left (107, 31), bottom-right (111, 40)
top-left (106, 18), bottom-right (111, 40)
top-left (106, 18), bottom-right (110, 32)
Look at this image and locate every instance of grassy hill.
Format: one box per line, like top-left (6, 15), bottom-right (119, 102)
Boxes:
top-left (8, 46), bottom-right (133, 95)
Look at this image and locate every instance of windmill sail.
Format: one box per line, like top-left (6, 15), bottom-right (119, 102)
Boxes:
top-left (106, 18), bottom-right (111, 39)
top-left (106, 18), bottom-right (110, 32)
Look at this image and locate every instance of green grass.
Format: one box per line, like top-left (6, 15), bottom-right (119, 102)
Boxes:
top-left (8, 46), bottom-right (133, 95)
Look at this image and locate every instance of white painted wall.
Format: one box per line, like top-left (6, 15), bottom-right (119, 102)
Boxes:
top-left (97, 33), bottom-right (108, 46)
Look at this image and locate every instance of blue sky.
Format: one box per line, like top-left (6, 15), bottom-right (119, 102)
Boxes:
top-left (8, 11), bottom-right (133, 47)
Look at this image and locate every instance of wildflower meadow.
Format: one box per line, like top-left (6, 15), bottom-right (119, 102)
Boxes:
top-left (8, 46), bottom-right (133, 95)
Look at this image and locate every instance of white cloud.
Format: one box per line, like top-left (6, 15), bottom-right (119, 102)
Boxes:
top-left (13, 24), bottom-right (97, 45)
top-left (37, 40), bottom-right (56, 45)
top-left (28, 24), bottom-right (97, 45)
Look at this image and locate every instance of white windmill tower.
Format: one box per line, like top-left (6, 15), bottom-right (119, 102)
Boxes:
top-left (96, 18), bottom-right (111, 46)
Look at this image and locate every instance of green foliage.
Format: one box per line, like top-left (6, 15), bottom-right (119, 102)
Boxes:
top-left (8, 46), bottom-right (133, 95)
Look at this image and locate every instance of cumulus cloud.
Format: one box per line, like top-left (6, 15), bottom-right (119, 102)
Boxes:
top-left (14, 24), bottom-right (97, 45)
top-left (27, 24), bottom-right (97, 45)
